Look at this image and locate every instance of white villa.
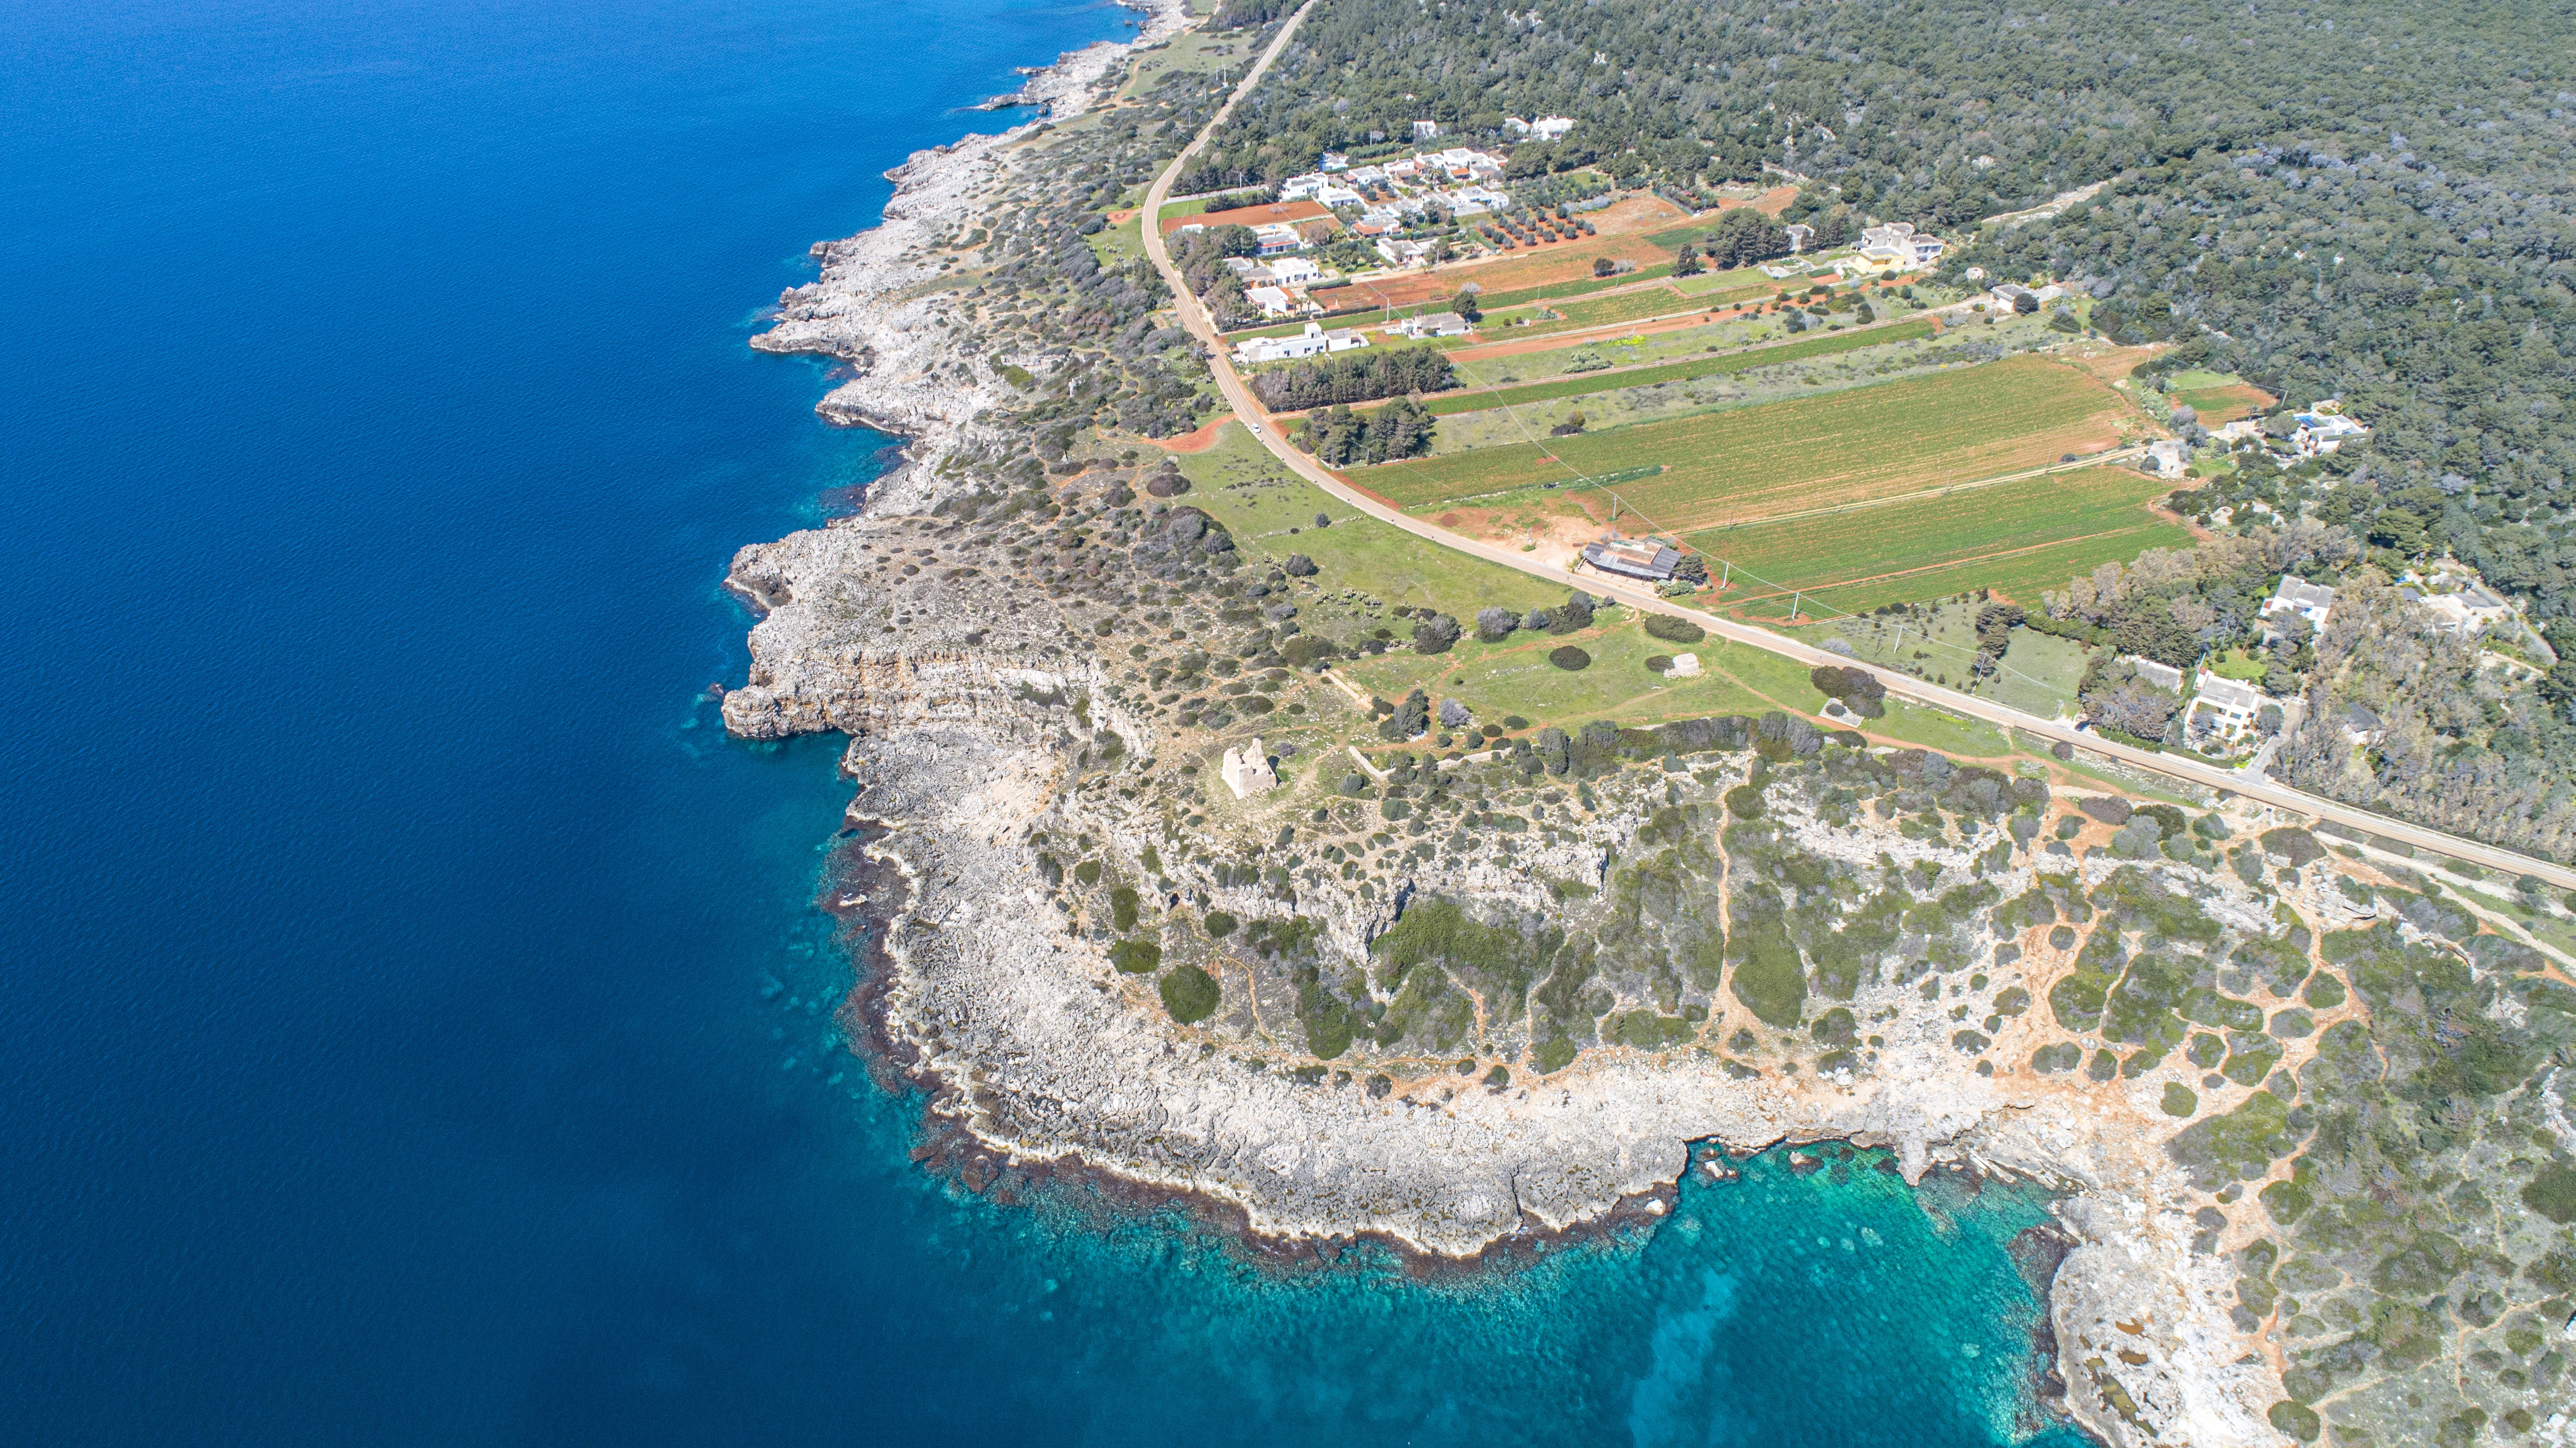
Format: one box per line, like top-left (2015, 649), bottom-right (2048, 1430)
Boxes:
top-left (1233, 322), bottom-right (1370, 365)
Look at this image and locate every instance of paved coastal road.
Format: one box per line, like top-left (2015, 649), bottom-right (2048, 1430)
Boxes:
top-left (1138, 7), bottom-right (2576, 890)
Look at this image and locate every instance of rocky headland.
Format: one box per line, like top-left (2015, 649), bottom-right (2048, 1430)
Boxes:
top-left (725, 11), bottom-right (2576, 1448)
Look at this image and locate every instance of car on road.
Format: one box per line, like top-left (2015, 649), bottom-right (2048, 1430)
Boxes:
top-left (1248, 421), bottom-right (1263, 435)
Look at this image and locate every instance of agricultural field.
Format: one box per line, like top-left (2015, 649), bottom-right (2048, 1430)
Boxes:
top-left (1687, 466), bottom-right (2193, 623)
top-left (1424, 319), bottom-right (1939, 417)
top-left (1431, 311), bottom-right (2072, 453)
top-left (1373, 355), bottom-right (2139, 524)
top-left (1451, 311), bottom-right (1788, 378)
top-left (2164, 368), bottom-right (2275, 423)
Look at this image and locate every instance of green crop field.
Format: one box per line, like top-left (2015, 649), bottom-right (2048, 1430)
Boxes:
top-left (1671, 271), bottom-right (1781, 301)
top-left (1367, 356), bottom-right (2133, 525)
top-left (1688, 467), bottom-right (2192, 621)
top-left (1422, 319), bottom-right (1937, 416)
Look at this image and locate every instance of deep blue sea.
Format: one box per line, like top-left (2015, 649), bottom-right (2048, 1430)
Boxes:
top-left (0, 2), bottom-right (2094, 1442)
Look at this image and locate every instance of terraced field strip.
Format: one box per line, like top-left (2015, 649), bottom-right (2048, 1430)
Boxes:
top-left (1671, 272), bottom-right (1781, 302)
top-left (1687, 467), bottom-right (2193, 619)
top-left (1420, 319), bottom-right (1937, 416)
top-left (1468, 263), bottom-right (1678, 312)
top-left (1368, 356), bottom-right (2133, 527)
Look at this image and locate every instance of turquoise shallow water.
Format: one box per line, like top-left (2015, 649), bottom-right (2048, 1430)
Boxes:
top-left (0, 0), bottom-right (2094, 1440)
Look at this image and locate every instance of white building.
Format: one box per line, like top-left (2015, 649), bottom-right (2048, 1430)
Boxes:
top-left (1411, 119), bottom-right (1441, 140)
top-left (1320, 151), bottom-right (1349, 171)
top-left (2188, 672), bottom-right (2271, 746)
top-left (1856, 221), bottom-right (1946, 269)
top-left (1783, 222), bottom-right (1814, 253)
top-left (2412, 581), bottom-right (2513, 636)
top-left (1389, 311), bottom-right (1471, 339)
top-left (1264, 256), bottom-right (1322, 286)
top-left (1530, 115), bottom-right (1576, 141)
top-left (1251, 222), bottom-right (1304, 256)
top-left (2144, 438), bottom-right (2190, 479)
top-left (2262, 576), bottom-right (2337, 633)
top-left (1243, 285), bottom-right (1296, 319)
top-left (1374, 237), bottom-right (1433, 267)
top-left (1233, 322), bottom-right (1371, 365)
top-left (2290, 411), bottom-right (2367, 456)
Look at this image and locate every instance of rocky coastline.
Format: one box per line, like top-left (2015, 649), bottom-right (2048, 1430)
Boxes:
top-left (696, 10), bottom-right (2547, 1447)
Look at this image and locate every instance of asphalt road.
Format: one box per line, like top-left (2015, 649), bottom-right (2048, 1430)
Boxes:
top-left (1138, 6), bottom-right (2576, 890)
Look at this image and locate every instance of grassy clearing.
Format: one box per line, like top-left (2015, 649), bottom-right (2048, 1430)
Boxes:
top-left (1171, 422), bottom-right (1560, 619)
top-left (1423, 320), bottom-right (1938, 416)
top-left (1339, 611), bottom-right (1823, 735)
top-left (1672, 271), bottom-right (1783, 301)
top-left (2166, 368), bottom-right (2276, 424)
top-left (1808, 603), bottom-right (2096, 719)
top-left (1088, 211), bottom-right (1147, 267)
top-left (1693, 467), bottom-right (2192, 620)
top-left (1373, 355), bottom-right (2135, 525)
top-left (1860, 700), bottom-right (2013, 757)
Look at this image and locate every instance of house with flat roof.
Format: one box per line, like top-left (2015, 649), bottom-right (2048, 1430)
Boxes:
top-left (2290, 411), bottom-right (2367, 457)
top-left (2184, 671), bottom-right (2271, 755)
top-left (1390, 311), bottom-right (1470, 339)
top-left (1530, 116), bottom-right (1576, 141)
top-left (2262, 577), bottom-right (2337, 633)
top-left (1856, 221), bottom-right (1946, 269)
top-left (1581, 538), bottom-right (1681, 581)
top-left (2416, 582), bottom-right (2513, 636)
top-left (1233, 322), bottom-right (1370, 365)
top-left (1243, 285), bottom-right (1296, 319)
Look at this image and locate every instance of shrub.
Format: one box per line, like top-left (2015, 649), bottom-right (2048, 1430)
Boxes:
top-left (1643, 614), bottom-right (1705, 644)
top-left (1808, 664), bottom-right (1887, 717)
top-left (2267, 1402), bottom-right (2321, 1443)
top-left (1475, 605), bottom-right (1517, 641)
top-left (2524, 1162), bottom-right (2576, 1224)
top-left (2161, 1082), bottom-right (2198, 1117)
top-left (1727, 920), bottom-right (1805, 1026)
top-left (1724, 784), bottom-right (1764, 818)
top-left (1549, 645), bottom-right (1592, 670)
top-left (1645, 654), bottom-right (1674, 674)
top-left (1110, 886), bottom-right (1139, 930)
top-left (1281, 553), bottom-right (1317, 576)
top-left (1109, 939), bottom-right (1161, 973)
top-left (1159, 965), bottom-right (1222, 1023)
top-left (1412, 613), bottom-right (1461, 654)
top-left (1203, 911), bottom-right (1238, 938)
